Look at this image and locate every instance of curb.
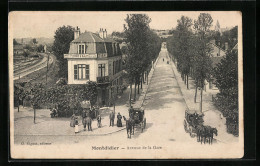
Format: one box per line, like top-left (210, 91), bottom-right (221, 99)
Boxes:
top-left (167, 52), bottom-right (190, 111)
top-left (15, 127), bottom-right (126, 137)
top-left (140, 55), bottom-right (160, 108)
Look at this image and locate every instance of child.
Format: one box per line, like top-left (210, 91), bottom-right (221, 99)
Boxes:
top-left (97, 114), bottom-right (102, 128)
top-left (74, 117), bottom-right (79, 134)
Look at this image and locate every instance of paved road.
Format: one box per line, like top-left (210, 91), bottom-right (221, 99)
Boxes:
top-left (13, 53), bottom-right (54, 80)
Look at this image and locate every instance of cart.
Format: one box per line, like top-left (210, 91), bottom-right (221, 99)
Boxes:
top-left (129, 108), bottom-right (146, 132)
top-left (183, 109), bottom-right (204, 138)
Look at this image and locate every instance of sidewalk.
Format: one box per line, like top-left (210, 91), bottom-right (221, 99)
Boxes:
top-left (166, 52), bottom-right (238, 143)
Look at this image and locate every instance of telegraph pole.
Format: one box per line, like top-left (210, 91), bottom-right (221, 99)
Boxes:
top-left (46, 53), bottom-right (50, 84)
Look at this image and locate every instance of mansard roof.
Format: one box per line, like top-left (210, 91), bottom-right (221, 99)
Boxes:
top-left (72, 32), bottom-right (116, 43)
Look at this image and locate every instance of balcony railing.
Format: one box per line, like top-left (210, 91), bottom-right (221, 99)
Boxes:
top-left (64, 53), bottom-right (98, 59)
top-left (97, 76), bottom-right (110, 84)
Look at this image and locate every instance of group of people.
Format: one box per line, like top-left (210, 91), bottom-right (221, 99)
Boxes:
top-left (109, 111), bottom-right (123, 127)
top-left (163, 58), bottom-right (169, 64)
top-left (70, 109), bottom-right (124, 134)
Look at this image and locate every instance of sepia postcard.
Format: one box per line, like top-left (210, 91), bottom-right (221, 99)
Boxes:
top-left (9, 11), bottom-right (243, 159)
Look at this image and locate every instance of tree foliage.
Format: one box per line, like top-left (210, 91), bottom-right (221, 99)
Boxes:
top-left (213, 50), bottom-right (238, 135)
top-left (52, 25), bottom-right (75, 78)
top-left (17, 81), bottom-right (98, 117)
top-left (37, 44), bottom-right (44, 52)
top-left (124, 14), bottom-right (161, 82)
top-left (13, 39), bottom-right (19, 45)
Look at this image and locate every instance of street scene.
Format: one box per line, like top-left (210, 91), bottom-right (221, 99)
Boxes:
top-left (10, 11), bottom-right (242, 159)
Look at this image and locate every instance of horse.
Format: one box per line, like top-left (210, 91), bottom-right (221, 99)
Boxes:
top-left (204, 126), bottom-right (218, 144)
top-left (195, 125), bottom-right (206, 143)
top-left (123, 116), bottom-right (135, 139)
top-left (83, 116), bottom-right (92, 131)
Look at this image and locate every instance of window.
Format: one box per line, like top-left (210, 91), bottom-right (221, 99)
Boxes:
top-left (85, 65), bottom-right (90, 79)
top-left (98, 64), bottom-right (106, 77)
top-left (78, 44), bottom-right (85, 54)
top-left (113, 61), bottom-right (115, 75)
top-left (74, 64), bottom-right (90, 80)
top-left (74, 65), bottom-right (78, 79)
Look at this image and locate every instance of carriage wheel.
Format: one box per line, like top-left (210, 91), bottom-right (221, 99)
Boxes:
top-left (184, 120), bottom-right (188, 133)
top-left (141, 122), bottom-right (144, 133)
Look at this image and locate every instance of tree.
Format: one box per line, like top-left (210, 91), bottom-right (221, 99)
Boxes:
top-left (23, 50), bottom-right (30, 58)
top-left (13, 39), bottom-right (18, 45)
top-left (124, 14), bottom-right (161, 103)
top-left (29, 83), bottom-right (45, 123)
top-left (52, 25), bottom-right (75, 78)
top-left (32, 38), bottom-right (37, 45)
top-left (37, 44), bottom-right (44, 52)
top-left (213, 50), bottom-right (238, 135)
top-left (176, 16), bottom-right (193, 89)
top-left (193, 13), bottom-right (213, 113)
top-left (124, 14), bottom-right (152, 103)
top-left (14, 83), bottom-right (24, 112)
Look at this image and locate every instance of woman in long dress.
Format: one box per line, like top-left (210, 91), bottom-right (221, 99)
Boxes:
top-left (70, 114), bottom-right (76, 127)
top-left (74, 117), bottom-right (79, 134)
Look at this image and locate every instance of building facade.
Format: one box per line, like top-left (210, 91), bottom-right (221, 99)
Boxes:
top-left (64, 27), bottom-right (123, 106)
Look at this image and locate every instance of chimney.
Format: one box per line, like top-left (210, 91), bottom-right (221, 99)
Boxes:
top-left (225, 42), bottom-right (228, 51)
top-left (74, 26), bottom-right (80, 39)
top-left (99, 28), bottom-right (104, 38)
top-left (104, 29), bottom-right (107, 38)
top-left (99, 28), bottom-right (107, 39)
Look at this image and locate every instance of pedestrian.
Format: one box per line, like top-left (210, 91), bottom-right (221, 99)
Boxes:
top-left (70, 113), bottom-right (76, 127)
top-left (97, 114), bottom-right (102, 128)
top-left (109, 111), bottom-right (115, 127)
top-left (50, 107), bottom-right (57, 118)
top-left (117, 112), bottom-right (122, 127)
top-left (82, 109), bottom-right (87, 131)
top-left (163, 58), bottom-right (164, 62)
top-left (74, 117), bottom-right (79, 134)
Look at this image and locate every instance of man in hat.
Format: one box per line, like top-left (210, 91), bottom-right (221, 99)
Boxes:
top-left (109, 110), bottom-right (115, 127)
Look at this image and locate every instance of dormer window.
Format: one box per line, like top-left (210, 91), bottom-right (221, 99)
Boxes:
top-left (78, 44), bottom-right (85, 54)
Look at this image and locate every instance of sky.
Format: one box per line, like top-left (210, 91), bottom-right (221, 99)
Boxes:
top-left (9, 11), bottom-right (241, 39)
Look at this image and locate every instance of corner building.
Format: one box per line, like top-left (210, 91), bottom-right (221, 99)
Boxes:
top-left (64, 27), bottom-right (123, 106)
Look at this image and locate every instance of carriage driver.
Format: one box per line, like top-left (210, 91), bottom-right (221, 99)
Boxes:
top-left (128, 106), bottom-right (134, 117)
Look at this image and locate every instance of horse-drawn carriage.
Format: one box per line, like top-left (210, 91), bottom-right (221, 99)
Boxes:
top-left (129, 107), bottom-right (146, 133)
top-left (183, 109), bottom-right (204, 137)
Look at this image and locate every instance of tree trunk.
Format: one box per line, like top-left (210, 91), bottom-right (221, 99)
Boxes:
top-left (137, 78), bottom-right (140, 94)
top-left (187, 74), bottom-right (189, 89)
top-left (141, 76), bottom-right (143, 89)
top-left (194, 85), bottom-right (197, 103)
top-left (184, 74), bottom-right (186, 84)
top-left (17, 100), bottom-right (19, 112)
top-left (34, 108), bottom-right (36, 124)
top-left (129, 83), bottom-right (132, 107)
top-left (147, 71), bottom-right (149, 85)
top-left (134, 82), bottom-right (137, 101)
top-left (200, 85), bottom-right (203, 113)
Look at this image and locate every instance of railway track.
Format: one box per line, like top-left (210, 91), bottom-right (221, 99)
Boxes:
top-left (13, 54), bottom-right (53, 80)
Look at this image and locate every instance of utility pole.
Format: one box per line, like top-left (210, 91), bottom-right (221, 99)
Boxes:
top-left (19, 64), bottom-right (21, 80)
top-left (46, 53), bottom-right (50, 84)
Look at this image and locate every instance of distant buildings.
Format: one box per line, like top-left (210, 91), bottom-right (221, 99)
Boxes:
top-left (13, 45), bottom-right (24, 56)
top-left (64, 27), bottom-right (123, 106)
